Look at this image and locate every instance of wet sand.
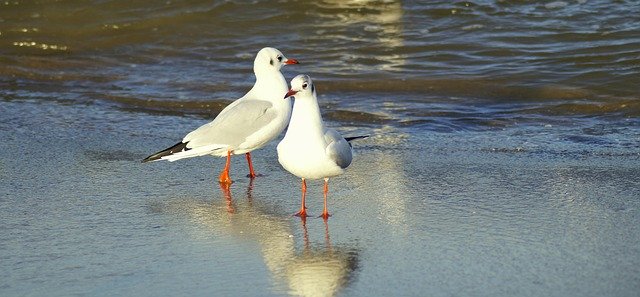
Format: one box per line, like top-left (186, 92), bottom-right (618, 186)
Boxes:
top-left (1, 99), bottom-right (639, 297)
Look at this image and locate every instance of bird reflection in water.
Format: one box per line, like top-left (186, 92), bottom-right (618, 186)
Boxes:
top-left (218, 182), bottom-right (236, 214)
top-left (182, 181), bottom-right (360, 297)
top-left (288, 216), bottom-right (359, 297)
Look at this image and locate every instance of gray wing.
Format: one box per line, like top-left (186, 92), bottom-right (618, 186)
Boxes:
top-left (184, 100), bottom-right (276, 148)
top-left (324, 129), bottom-right (353, 169)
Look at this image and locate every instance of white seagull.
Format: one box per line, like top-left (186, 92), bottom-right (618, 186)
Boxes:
top-left (143, 47), bottom-right (299, 184)
top-left (277, 74), bottom-right (367, 219)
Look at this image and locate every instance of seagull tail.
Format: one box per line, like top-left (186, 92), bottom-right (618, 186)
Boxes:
top-left (345, 135), bottom-right (369, 143)
top-left (345, 135), bottom-right (369, 148)
top-left (142, 141), bottom-right (190, 163)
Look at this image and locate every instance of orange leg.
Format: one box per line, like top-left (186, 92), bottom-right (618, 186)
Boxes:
top-left (295, 178), bottom-right (308, 218)
top-left (218, 150), bottom-right (232, 184)
top-left (245, 152), bottom-right (257, 178)
top-left (320, 178), bottom-right (331, 220)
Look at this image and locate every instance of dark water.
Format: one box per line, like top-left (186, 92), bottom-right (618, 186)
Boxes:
top-left (2, 0), bottom-right (640, 122)
top-left (1, 1), bottom-right (640, 296)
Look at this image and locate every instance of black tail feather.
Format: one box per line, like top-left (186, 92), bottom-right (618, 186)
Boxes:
top-left (345, 135), bottom-right (369, 143)
top-left (345, 135), bottom-right (369, 148)
top-left (142, 141), bottom-right (190, 163)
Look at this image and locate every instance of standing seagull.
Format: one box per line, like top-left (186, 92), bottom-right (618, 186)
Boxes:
top-left (143, 47), bottom-right (299, 184)
top-left (277, 75), bottom-right (367, 219)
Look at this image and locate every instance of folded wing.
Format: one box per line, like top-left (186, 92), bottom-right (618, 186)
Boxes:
top-left (324, 129), bottom-right (353, 169)
top-left (184, 100), bottom-right (276, 149)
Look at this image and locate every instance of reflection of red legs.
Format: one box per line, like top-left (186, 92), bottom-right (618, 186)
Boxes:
top-left (246, 177), bottom-right (254, 206)
top-left (320, 178), bottom-right (331, 220)
top-left (300, 215), bottom-right (310, 251)
top-left (295, 178), bottom-right (308, 218)
top-left (245, 152), bottom-right (257, 178)
top-left (218, 150), bottom-right (232, 184)
top-left (218, 182), bottom-right (235, 214)
top-left (323, 219), bottom-right (333, 251)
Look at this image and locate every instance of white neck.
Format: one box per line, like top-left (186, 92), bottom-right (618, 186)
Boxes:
top-left (287, 93), bottom-right (325, 138)
top-left (247, 67), bottom-right (288, 103)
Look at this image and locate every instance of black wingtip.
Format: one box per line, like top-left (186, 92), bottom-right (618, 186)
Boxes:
top-left (345, 135), bottom-right (370, 143)
top-left (142, 141), bottom-right (190, 163)
top-left (345, 135), bottom-right (369, 148)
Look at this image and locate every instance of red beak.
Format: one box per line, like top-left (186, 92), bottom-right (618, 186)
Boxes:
top-left (285, 58), bottom-right (299, 65)
top-left (284, 89), bottom-right (298, 99)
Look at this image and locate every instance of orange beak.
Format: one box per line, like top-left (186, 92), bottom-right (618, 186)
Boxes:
top-left (285, 58), bottom-right (299, 65)
top-left (284, 89), bottom-right (298, 99)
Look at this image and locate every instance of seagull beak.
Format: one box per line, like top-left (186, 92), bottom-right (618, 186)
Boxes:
top-left (284, 58), bottom-right (299, 65)
top-left (284, 89), bottom-right (298, 99)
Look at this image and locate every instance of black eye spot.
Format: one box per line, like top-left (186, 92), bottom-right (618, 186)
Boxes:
top-left (269, 59), bottom-right (274, 66)
top-left (311, 84), bottom-right (315, 93)
top-left (277, 56), bottom-right (283, 62)
top-left (302, 83), bottom-right (308, 89)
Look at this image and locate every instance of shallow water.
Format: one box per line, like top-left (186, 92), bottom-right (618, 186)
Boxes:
top-left (1, 1), bottom-right (640, 296)
top-left (1, 98), bottom-right (639, 297)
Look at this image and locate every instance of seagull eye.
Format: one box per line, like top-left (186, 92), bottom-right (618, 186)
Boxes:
top-left (277, 56), bottom-right (283, 62)
top-left (302, 83), bottom-right (308, 89)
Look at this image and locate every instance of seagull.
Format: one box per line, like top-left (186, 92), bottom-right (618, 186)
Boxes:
top-left (277, 74), bottom-right (367, 220)
top-left (142, 47), bottom-right (299, 184)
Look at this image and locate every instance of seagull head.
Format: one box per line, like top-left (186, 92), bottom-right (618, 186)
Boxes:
top-left (254, 47), bottom-right (299, 73)
top-left (285, 74), bottom-right (316, 99)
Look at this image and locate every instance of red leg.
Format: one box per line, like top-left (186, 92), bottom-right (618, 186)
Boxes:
top-left (295, 178), bottom-right (308, 218)
top-left (245, 152), bottom-right (257, 178)
top-left (218, 150), bottom-right (232, 184)
top-left (320, 178), bottom-right (331, 220)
